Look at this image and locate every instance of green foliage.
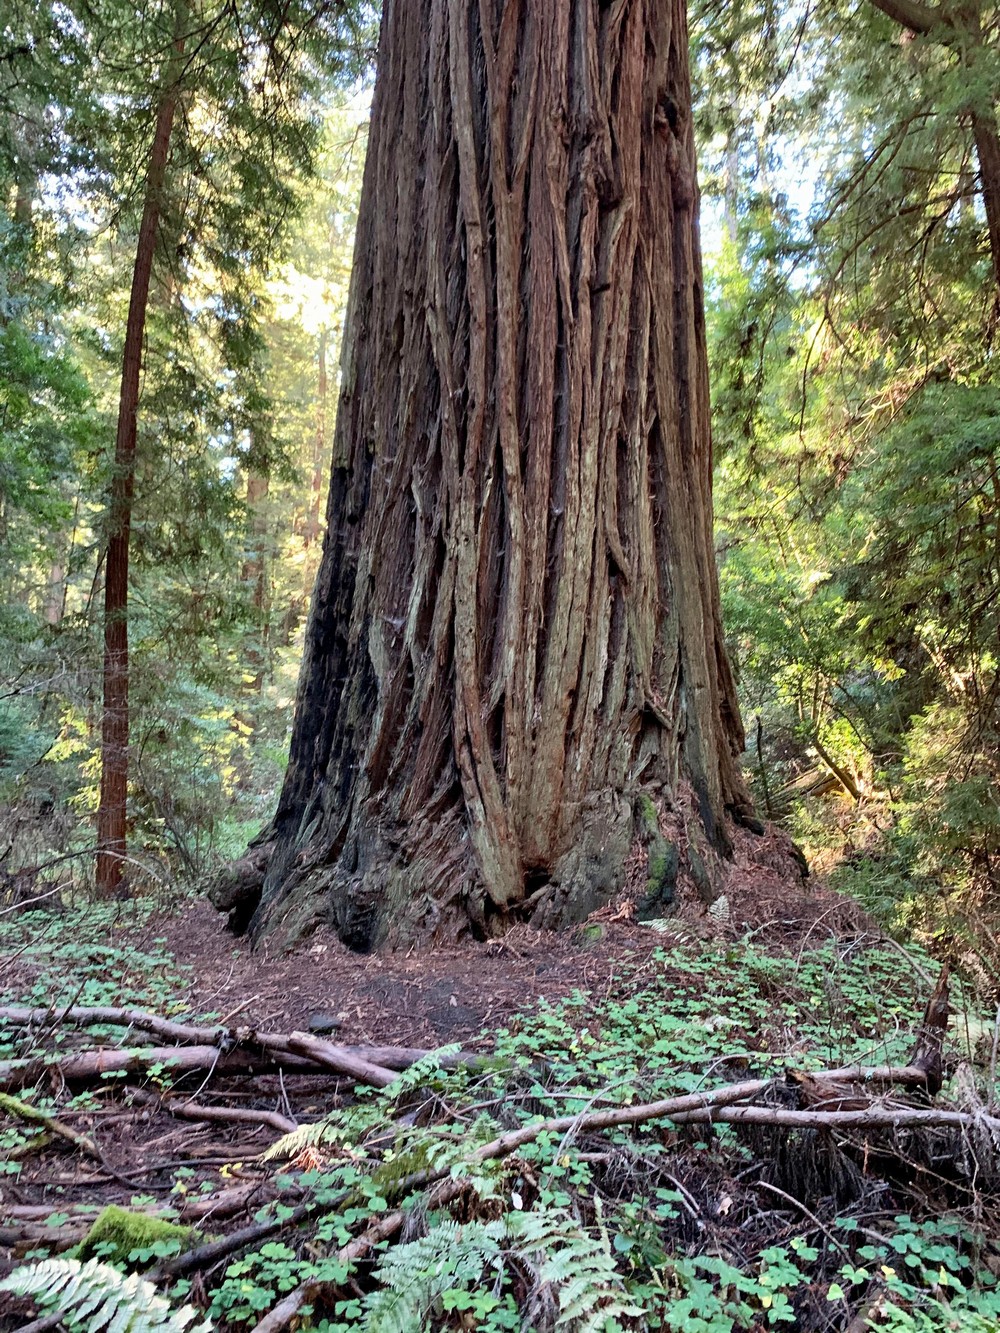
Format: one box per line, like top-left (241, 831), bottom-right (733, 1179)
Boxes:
top-left (210, 1242), bottom-right (349, 1324)
top-left (338, 1220), bottom-right (508, 1332)
top-left (0, 8), bottom-right (370, 883)
top-left (332, 1208), bottom-right (641, 1333)
top-left (0, 1256), bottom-right (210, 1332)
top-left (0, 900), bottom-right (192, 1064)
top-left (264, 1044), bottom-right (464, 1162)
top-left (699, 0), bottom-right (1000, 954)
top-left (5, 919), bottom-right (999, 1331)
top-left (207, 936), bottom-right (999, 1329)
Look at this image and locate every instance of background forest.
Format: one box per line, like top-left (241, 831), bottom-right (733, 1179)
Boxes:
top-left (1, 0), bottom-right (998, 957)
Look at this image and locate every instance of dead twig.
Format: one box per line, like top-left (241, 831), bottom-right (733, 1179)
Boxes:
top-left (753, 1179), bottom-right (851, 1261)
top-left (131, 1087), bottom-right (297, 1135)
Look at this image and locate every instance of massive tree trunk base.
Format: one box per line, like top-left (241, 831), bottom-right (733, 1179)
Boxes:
top-left (212, 783), bottom-right (793, 953)
top-left (216, 0), bottom-right (790, 950)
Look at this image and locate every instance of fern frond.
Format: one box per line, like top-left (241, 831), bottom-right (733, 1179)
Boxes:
top-left (379, 1044), bottom-right (462, 1099)
top-left (261, 1117), bottom-right (351, 1162)
top-left (263, 1047), bottom-right (467, 1163)
top-left (361, 1220), bottom-right (506, 1332)
top-left (508, 1207), bottom-right (645, 1331)
top-left (0, 1257), bottom-right (211, 1333)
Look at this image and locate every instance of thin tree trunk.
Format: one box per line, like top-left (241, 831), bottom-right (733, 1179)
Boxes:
top-left (44, 555), bottom-right (66, 627)
top-left (247, 0), bottom-right (754, 948)
top-left (242, 470), bottom-right (271, 697)
top-left (303, 326), bottom-right (328, 554)
top-left (972, 108), bottom-right (1000, 304)
top-left (95, 22), bottom-right (185, 895)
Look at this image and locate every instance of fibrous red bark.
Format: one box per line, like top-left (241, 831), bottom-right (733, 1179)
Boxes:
top-left (246, 0), bottom-right (753, 947)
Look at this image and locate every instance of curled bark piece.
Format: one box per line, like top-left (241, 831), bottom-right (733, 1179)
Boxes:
top-left (908, 962), bottom-right (951, 1095)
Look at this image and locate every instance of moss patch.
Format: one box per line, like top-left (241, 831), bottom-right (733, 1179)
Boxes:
top-left (637, 839), bottom-right (679, 921)
top-left (75, 1205), bottom-right (195, 1267)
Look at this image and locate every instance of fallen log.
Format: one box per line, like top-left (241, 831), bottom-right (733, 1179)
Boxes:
top-left (0, 1005), bottom-right (470, 1089)
top-left (338, 1044), bottom-right (477, 1071)
top-left (0, 1045), bottom-right (325, 1092)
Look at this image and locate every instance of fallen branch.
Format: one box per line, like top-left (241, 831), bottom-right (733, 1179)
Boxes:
top-left (283, 1032), bottom-right (398, 1088)
top-left (0, 1222), bottom-right (83, 1252)
top-left (0, 1044), bottom-right (329, 1092)
top-left (0, 1005), bottom-right (228, 1046)
top-left (463, 1064), bottom-right (933, 1165)
top-left (0, 1091), bottom-right (100, 1161)
top-left (178, 1180), bottom-right (277, 1223)
top-left (148, 1200), bottom-right (318, 1282)
top-left (669, 1104), bottom-right (1000, 1134)
top-left (131, 1087), bottom-right (297, 1135)
top-left (0, 1005), bottom-right (471, 1072)
top-left (229, 1064), bottom-right (956, 1323)
top-left (150, 1157), bottom-right (466, 1283)
top-left (0, 1005), bottom-right (467, 1091)
top-left (62, 1044), bottom-right (977, 1327)
top-left (11, 1313), bottom-right (62, 1333)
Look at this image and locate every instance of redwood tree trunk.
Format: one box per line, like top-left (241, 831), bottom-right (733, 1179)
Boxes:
top-left (95, 44), bottom-right (182, 895)
top-left (249, 0), bottom-right (751, 947)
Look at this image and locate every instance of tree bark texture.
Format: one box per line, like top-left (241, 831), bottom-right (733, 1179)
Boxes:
top-left (95, 25), bottom-right (184, 895)
top-left (251, 0), bottom-right (751, 947)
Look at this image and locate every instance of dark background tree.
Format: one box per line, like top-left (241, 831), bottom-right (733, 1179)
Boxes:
top-left (96, 2), bottom-right (187, 896)
top-left (244, 0), bottom-right (758, 949)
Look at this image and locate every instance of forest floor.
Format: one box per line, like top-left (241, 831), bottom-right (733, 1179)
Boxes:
top-left (2, 870), bottom-right (998, 1331)
top-left (114, 877), bottom-right (864, 1052)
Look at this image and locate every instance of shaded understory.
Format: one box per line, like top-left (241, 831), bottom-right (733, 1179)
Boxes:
top-left (1, 888), bottom-right (999, 1331)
